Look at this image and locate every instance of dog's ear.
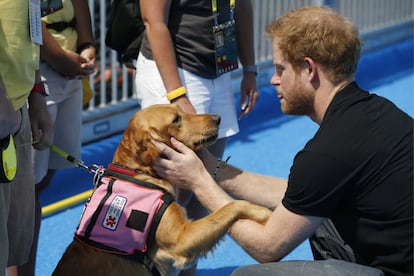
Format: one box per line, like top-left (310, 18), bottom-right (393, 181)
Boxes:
top-left (133, 127), bottom-right (167, 165)
top-left (113, 127), bottom-right (141, 166)
top-left (143, 127), bottom-right (170, 161)
top-left (113, 109), bottom-right (170, 172)
top-left (145, 138), bottom-right (162, 162)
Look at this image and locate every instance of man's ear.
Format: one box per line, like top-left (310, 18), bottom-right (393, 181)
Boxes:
top-left (303, 57), bottom-right (318, 80)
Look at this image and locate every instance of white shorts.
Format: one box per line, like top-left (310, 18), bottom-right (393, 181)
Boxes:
top-left (135, 53), bottom-right (239, 138)
top-left (32, 63), bottom-right (83, 183)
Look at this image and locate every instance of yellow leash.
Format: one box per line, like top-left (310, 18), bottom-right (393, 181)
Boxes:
top-left (50, 144), bottom-right (101, 174)
top-left (42, 145), bottom-right (104, 217)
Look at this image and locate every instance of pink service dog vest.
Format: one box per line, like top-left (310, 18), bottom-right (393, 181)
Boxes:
top-left (76, 175), bottom-right (171, 254)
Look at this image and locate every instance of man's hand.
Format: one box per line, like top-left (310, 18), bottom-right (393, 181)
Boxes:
top-left (28, 93), bottom-right (54, 150)
top-left (152, 137), bottom-right (208, 190)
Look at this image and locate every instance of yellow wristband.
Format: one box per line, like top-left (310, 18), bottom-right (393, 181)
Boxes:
top-left (166, 86), bottom-right (187, 101)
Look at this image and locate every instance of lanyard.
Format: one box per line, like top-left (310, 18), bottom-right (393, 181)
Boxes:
top-left (212, 0), bottom-right (236, 25)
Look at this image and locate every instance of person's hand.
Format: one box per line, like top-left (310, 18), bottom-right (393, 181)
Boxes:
top-left (172, 96), bottom-right (196, 114)
top-left (78, 46), bottom-right (96, 75)
top-left (28, 93), bottom-right (54, 150)
top-left (152, 137), bottom-right (208, 190)
top-left (239, 73), bottom-right (259, 118)
top-left (49, 49), bottom-right (95, 79)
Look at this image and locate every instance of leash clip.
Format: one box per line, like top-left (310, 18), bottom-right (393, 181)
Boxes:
top-left (92, 165), bottom-right (105, 187)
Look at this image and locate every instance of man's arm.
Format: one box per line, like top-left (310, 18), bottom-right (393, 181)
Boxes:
top-left (153, 138), bottom-right (324, 262)
top-left (230, 203), bottom-right (324, 262)
top-left (72, 0), bottom-right (96, 68)
top-left (153, 138), bottom-right (286, 210)
top-left (235, 0), bottom-right (258, 116)
top-left (40, 24), bottom-right (94, 78)
top-left (235, 0), bottom-right (255, 69)
top-left (72, 0), bottom-right (94, 46)
top-left (184, 146), bottom-right (321, 263)
top-left (197, 149), bottom-right (287, 210)
top-left (152, 138), bottom-right (324, 262)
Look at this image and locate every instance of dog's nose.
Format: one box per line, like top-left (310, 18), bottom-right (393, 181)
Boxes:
top-left (212, 115), bottom-right (221, 126)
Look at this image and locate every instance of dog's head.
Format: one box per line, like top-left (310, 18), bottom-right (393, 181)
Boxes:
top-left (112, 104), bottom-right (220, 176)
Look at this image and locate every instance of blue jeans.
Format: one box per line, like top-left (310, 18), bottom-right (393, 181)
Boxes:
top-left (232, 220), bottom-right (385, 276)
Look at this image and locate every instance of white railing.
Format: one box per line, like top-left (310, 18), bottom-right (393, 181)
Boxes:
top-left (81, 0), bottom-right (413, 144)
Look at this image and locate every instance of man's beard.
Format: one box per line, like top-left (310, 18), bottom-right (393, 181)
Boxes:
top-left (280, 80), bottom-right (314, 116)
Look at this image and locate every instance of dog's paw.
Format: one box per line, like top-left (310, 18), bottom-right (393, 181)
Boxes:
top-left (235, 200), bottom-right (272, 224)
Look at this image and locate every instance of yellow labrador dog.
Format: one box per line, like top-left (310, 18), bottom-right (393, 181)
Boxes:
top-left (53, 104), bottom-right (271, 276)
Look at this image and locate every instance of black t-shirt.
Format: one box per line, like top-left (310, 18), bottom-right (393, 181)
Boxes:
top-left (141, 0), bottom-right (233, 79)
top-left (282, 82), bottom-right (413, 275)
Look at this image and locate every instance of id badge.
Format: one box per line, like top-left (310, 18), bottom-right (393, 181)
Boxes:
top-left (213, 20), bottom-right (238, 76)
top-left (29, 0), bottom-right (43, 45)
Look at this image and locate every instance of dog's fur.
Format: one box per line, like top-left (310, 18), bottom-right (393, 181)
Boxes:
top-left (53, 104), bottom-right (271, 276)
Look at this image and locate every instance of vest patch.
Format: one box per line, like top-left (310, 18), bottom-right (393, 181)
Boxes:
top-left (103, 195), bottom-right (127, 231)
top-left (127, 209), bottom-right (149, 232)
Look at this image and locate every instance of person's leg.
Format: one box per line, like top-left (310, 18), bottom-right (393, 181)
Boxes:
top-left (309, 219), bottom-right (356, 262)
top-left (178, 73), bottom-right (237, 276)
top-left (18, 71), bottom-right (82, 275)
top-left (231, 259), bottom-right (385, 276)
top-left (180, 73), bottom-right (235, 211)
top-left (136, 58), bottom-right (238, 276)
top-left (14, 108), bottom-right (56, 275)
top-left (7, 108), bottom-right (35, 271)
top-left (16, 170), bottom-right (55, 276)
top-left (0, 112), bottom-right (19, 275)
top-left (135, 53), bottom-right (170, 108)
top-left (233, 219), bottom-right (385, 276)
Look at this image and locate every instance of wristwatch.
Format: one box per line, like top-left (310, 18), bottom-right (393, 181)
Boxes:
top-left (243, 65), bottom-right (258, 75)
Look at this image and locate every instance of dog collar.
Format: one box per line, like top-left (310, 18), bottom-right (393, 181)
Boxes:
top-left (108, 163), bottom-right (149, 176)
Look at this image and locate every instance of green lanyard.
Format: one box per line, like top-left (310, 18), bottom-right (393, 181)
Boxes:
top-left (212, 0), bottom-right (236, 25)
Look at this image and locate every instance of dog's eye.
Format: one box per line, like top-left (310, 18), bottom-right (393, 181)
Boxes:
top-left (172, 114), bottom-right (181, 124)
